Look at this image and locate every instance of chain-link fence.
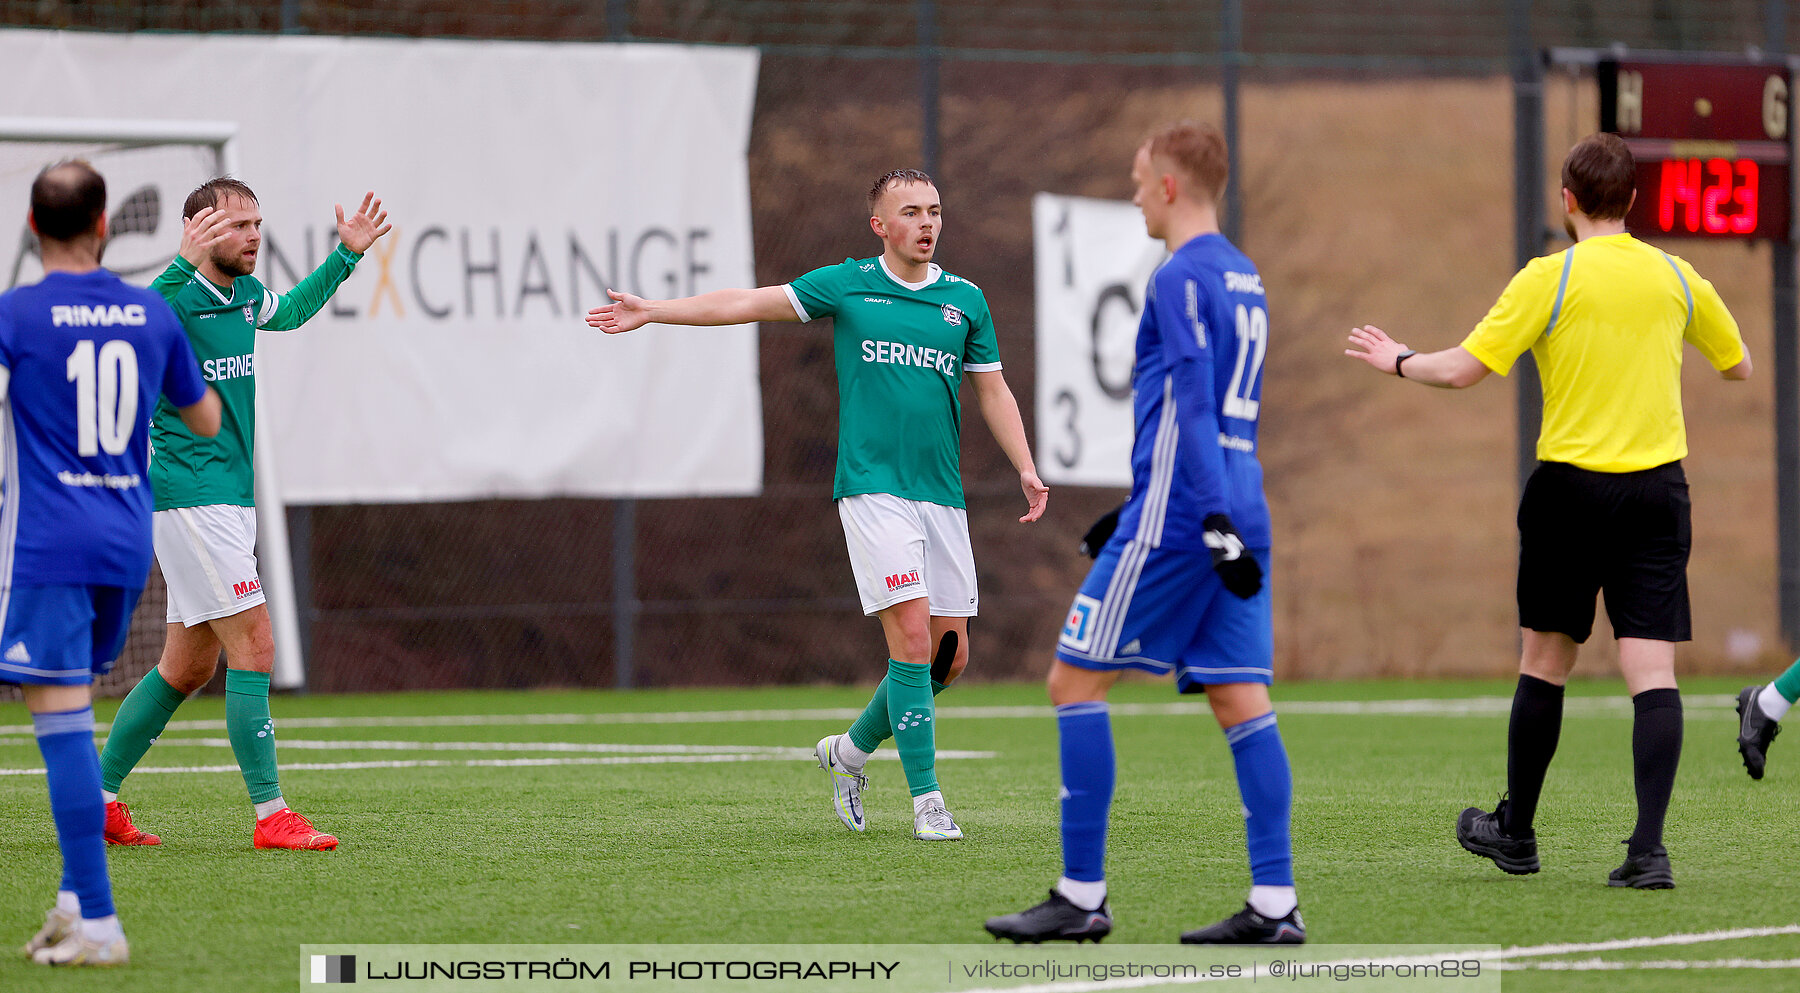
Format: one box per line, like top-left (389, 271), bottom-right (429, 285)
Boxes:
top-left (1, 1), bottom-right (1794, 695)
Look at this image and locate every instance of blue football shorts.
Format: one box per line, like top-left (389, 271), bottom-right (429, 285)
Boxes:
top-left (0, 584), bottom-right (140, 686)
top-left (1055, 539), bottom-right (1273, 690)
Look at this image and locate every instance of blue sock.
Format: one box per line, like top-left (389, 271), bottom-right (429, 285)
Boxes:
top-left (1225, 711), bottom-right (1295, 887)
top-left (34, 706), bottom-right (114, 920)
top-left (1057, 701), bottom-right (1115, 883)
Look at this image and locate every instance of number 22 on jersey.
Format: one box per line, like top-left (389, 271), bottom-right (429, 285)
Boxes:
top-left (1221, 304), bottom-right (1266, 422)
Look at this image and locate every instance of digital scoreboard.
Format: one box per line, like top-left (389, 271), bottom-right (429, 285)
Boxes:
top-left (1600, 58), bottom-right (1793, 241)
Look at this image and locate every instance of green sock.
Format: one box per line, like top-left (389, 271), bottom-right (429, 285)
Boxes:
top-left (101, 667), bottom-right (188, 793)
top-left (846, 675), bottom-right (949, 754)
top-left (225, 669), bottom-right (282, 804)
top-left (1775, 659), bottom-right (1800, 704)
top-left (885, 658), bottom-right (939, 797)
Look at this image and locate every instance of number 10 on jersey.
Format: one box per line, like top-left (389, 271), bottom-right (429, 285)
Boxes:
top-left (67, 339), bottom-right (139, 456)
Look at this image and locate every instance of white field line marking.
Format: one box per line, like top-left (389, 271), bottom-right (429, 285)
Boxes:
top-left (938, 925), bottom-right (1800, 993)
top-left (1493, 923), bottom-right (1800, 959)
top-left (0, 741), bottom-right (995, 776)
top-left (0, 694), bottom-right (1741, 737)
top-left (109, 738), bottom-right (995, 759)
top-left (1502, 958), bottom-right (1800, 971)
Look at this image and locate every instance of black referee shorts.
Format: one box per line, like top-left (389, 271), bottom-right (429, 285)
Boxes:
top-left (1516, 460), bottom-right (1691, 644)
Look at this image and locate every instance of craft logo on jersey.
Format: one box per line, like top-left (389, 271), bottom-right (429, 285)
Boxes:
top-left (1060, 594), bottom-right (1102, 652)
top-left (941, 304), bottom-right (963, 327)
top-left (50, 304), bottom-right (146, 327)
top-left (242, 303), bottom-right (255, 324)
top-left (884, 569), bottom-right (921, 592)
top-left (233, 578), bottom-right (262, 600)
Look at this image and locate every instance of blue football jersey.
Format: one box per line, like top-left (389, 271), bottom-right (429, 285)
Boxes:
top-left (0, 269), bottom-right (206, 587)
top-left (1113, 233), bottom-right (1271, 551)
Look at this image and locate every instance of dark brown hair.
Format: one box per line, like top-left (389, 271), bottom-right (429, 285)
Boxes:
top-left (867, 169), bottom-right (935, 213)
top-left (29, 160), bottom-right (106, 242)
top-left (1145, 121), bottom-right (1229, 204)
top-left (1561, 132), bottom-right (1635, 221)
top-left (183, 176), bottom-right (258, 220)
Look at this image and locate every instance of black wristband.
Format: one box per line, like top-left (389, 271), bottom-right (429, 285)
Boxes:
top-left (1394, 349), bottom-right (1417, 378)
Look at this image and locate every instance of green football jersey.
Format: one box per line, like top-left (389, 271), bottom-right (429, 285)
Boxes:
top-left (787, 256), bottom-right (1002, 508)
top-left (149, 246), bottom-right (361, 510)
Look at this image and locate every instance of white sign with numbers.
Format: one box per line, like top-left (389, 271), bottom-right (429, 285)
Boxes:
top-left (1032, 193), bottom-right (1166, 487)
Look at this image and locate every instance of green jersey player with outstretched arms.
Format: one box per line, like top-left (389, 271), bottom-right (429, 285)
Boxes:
top-left (587, 169), bottom-right (1048, 842)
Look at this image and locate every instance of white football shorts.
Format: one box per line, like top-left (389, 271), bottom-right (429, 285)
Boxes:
top-left (154, 505), bottom-right (266, 626)
top-left (837, 492), bottom-right (978, 617)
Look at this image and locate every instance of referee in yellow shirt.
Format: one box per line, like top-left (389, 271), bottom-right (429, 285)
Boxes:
top-left (1345, 132), bottom-right (1751, 889)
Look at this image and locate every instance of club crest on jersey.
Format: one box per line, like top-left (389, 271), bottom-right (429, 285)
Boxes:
top-left (941, 304), bottom-right (963, 327)
top-left (242, 303), bottom-right (255, 324)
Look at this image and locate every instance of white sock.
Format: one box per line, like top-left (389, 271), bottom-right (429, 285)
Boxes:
top-left (1759, 683), bottom-right (1793, 722)
top-left (254, 797), bottom-right (288, 821)
top-left (79, 915), bottom-right (124, 942)
top-left (1248, 885), bottom-right (1297, 918)
top-left (834, 736), bottom-right (871, 771)
top-left (55, 890), bottom-right (79, 915)
top-left (1056, 876), bottom-right (1107, 911)
top-left (101, 791), bottom-right (117, 805)
top-left (912, 790), bottom-right (944, 815)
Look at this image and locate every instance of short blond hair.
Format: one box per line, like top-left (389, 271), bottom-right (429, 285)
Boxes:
top-left (1144, 121), bottom-right (1229, 204)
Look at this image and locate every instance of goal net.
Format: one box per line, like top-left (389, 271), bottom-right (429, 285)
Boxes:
top-left (0, 119), bottom-right (305, 696)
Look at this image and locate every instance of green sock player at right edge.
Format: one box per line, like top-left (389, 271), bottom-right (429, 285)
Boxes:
top-left (1737, 660), bottom-right (1800, 779)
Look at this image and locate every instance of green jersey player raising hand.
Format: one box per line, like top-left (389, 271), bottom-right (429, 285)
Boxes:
top-left (587, 169), bottom-right (1048, 841)
top-left (99, 178), bottom-right (390, 851)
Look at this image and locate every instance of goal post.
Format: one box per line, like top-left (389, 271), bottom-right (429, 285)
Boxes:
top-left (0, 116), bottom-right (306, 692)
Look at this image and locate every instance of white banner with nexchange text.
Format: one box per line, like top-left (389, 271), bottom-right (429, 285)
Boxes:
top-left (0, 31), bottom-right (763, 501)
top-left (1032, 192), bottom-right (1166, 488)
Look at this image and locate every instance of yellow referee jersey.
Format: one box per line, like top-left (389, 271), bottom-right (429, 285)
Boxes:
top-left (1461, 233), bottom-right (1745, 473)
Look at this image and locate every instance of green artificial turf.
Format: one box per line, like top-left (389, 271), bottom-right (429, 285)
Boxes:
top-left (0, 677), bottom-right (1793, 992)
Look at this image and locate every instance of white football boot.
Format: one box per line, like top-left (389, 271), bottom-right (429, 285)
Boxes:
top-left (913, 798), bottom-right (963, 841)
top-left (21, 905), bottom-right (75, 956)
top-left (815, 734), bottom-right (868, 832)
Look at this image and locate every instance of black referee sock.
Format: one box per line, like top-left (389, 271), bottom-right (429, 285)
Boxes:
top-left (1627, 687), bottom-right (1683, 856)
top-left (1503, 674), bottom-right (1564, 838)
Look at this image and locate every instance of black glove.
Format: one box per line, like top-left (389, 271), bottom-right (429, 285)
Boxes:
top-left (1202, 513), bottom-right (1262, 599)
top-left (1079, 504), bottom-right (1123, 558)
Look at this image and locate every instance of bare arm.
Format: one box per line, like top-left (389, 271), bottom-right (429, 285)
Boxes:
top-left (1722, 354), bottom-right (1752, 380)
top-left (586, 286), bottom-right (799, 333)
top-left (177, 387), bottom-right (222, 438)
top-left (1344, 324), bottom-right (1491, 389)
top-left (969, 369), bottom-right (1048, 523)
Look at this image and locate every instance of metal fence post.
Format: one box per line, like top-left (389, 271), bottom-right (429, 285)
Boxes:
top-left (1767, 0), bottom-right (1800, 647)
top-left (918, 0), bottom-right (940, 176)
top-left (1222, 0), bottom-right (1243, 245)
top-left (1510, 0), bottom-right (1545, 496)
top-left (613, 498), bottom-right (638, 688)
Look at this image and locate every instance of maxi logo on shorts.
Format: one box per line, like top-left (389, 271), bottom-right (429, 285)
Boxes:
top-left (884, 569), bottom-right (921, 593)
top-left (233, 578), bottom-right (262, 601)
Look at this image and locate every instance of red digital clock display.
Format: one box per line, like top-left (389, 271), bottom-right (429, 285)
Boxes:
top-left (1601, 60), bottom-right (1793, 242)
top-left (1655, 157), bottom-right (1760, 235)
